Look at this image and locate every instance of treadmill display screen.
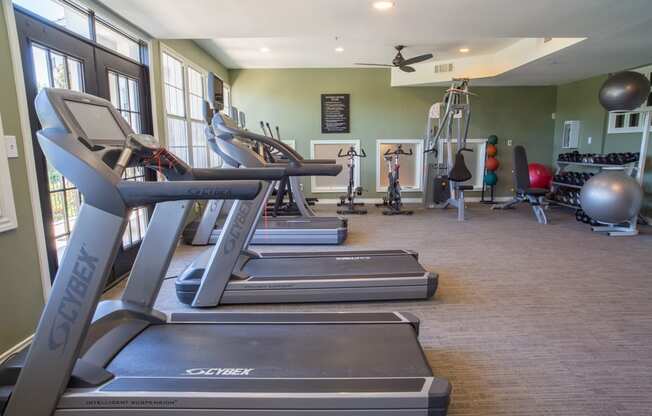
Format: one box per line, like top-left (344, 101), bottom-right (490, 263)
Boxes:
top-left (65, 100), bottom-right (126, 143)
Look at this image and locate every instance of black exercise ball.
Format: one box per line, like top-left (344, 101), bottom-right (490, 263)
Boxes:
top-left (598, 71), bottom-right (651, 111)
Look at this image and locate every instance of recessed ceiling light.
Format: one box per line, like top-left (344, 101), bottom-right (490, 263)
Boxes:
top-left (335, 47), bottom-right (344, 53)
top-left (459, 48), bottom-right (470, 53)
top-left (260, 47), bottom-right (270, 53)
top-left (373, 1), bottom-right (395, 10)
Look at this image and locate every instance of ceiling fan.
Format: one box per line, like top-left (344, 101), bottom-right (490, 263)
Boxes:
top-left (355, 45), bottom-right (433, 73)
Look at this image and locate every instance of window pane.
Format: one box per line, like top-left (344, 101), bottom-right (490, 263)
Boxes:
top-left (128, 79), bottom-right (139, 112)
top-left (118, 76), bottom-right (129, 110)
top-left (32, 45), bottom-right (51, 90)
top-left (167, 117), bottom-right (189, 162)
top-left (50, 192), bottom-right (66, 232)
top-left (379, 143), bottom-right (417, 188)
top-left (188, 67), bottom-right (203, 96)
top-left (163, 53), bottom-right (183, 88)
top-left (47, 164), bottom-right (63, 191)
top-left (95, 21), bottom-right (140, 62)
top-left (615, 114), bottom-right (625, 129)
top-left (65, 189), bottom-right (80, 231)
top-left (312, 143), bottom-right (350, 189)
top-left (130, 112), bottom-right (141, 133)
top-left (108, 72), bottom-right (119, 107)
top-left (67, 58), bottom-right (83, 92)
top-left (629, 113), bottom-right (640, 128)
top-left (50, 52), bottom-right (68, 89)
top-left (14, 0), bottom-right (90, 38)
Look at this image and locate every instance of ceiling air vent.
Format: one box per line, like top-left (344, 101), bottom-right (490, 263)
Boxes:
top-left (434, 63), bottom-right (454, 74)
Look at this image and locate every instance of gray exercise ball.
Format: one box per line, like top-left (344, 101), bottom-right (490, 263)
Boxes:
top-left (598, 71), bottom-right (651, 112)
top-left (580, 171), bottom-right (643, 224)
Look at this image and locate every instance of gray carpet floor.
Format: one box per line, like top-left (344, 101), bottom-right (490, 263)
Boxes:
top-left (113, 203), bottom-right (652, 416)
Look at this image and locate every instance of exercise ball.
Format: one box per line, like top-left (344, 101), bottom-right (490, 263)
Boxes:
top-left (487, 135), bottom-right (498, 145)
top-left (598, 71), bottom-right (651, 112)
top-left (486, 144), bottom-right (497, 157)
top-left (484, 171), bottom-right (498, 186)
top-left (580, 171), bottom-right (643, 224)
top-left (485, 157), bottom-right (500, 171)
top-left (528, 163), bottom-right (553, 188)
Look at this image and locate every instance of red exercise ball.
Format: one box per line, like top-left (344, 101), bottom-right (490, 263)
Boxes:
top-left (528, 163), bottom-right (553, 189)
top-left (485, 157), bottom-right (500, 171)
top-left (486, 144), bottom-right (497, 157)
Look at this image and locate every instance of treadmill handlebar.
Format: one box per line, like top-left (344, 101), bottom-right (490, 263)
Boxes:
top-left (191, 167), bottom-right (287, 181)
top-left (117, 180), bottom-right (262, 207)
top-left (286, 164), bottom-right (342, 177)
top-left (213, 114), bottom-right (305, 165)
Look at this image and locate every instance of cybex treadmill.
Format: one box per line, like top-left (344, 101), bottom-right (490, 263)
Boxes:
top-left (182, 137), bottom-right (347, 246)
top-left (175, 105), bottom-right (438, 307)
top-left (0, 88), bottom-right (450, 416)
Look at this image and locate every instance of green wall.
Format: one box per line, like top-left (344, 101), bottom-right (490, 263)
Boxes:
top-left (229, 68), bottom-right (557, 199)
top-left (152, 39), bottom-right (229, 145)
top-left (553, 74), bottom-right (652, 214)
top-left (0, 2), bottom-right (45, 353)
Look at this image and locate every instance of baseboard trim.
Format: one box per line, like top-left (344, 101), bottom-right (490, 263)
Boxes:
top-left (316, 196), bottom-right (513, 204)
top-left (0, 335), bottom-right (32, 363)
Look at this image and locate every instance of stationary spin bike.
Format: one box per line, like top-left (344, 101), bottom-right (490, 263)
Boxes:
top-left (377, 144), bottom-right (414, 215)
top-left (337, 145), bottom-right (367, 215)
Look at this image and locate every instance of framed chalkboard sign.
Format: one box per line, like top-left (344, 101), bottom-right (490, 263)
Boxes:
top-left (321, 94), bottom-right (350, 133)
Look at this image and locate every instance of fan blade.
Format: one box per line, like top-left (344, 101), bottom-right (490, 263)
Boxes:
top-left (400, 53), bottom-right (433, 66)
top-left (400, 65), bottom-right (416, 73)
top-left (354, 63), bottom-right (394, 67)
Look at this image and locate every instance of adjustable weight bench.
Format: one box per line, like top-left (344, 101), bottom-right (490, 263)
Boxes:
top-left (492, 145), bottom-right (549, 224)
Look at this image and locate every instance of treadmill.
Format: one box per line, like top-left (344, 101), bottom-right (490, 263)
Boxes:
top-left (182, 128), bottom-right (347, 246)
top-left (175, 105), bottom-right (438, 307)
top-left (0, 88), bottom-right (451, 416)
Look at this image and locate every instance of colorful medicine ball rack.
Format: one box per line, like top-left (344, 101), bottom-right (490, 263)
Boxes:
top-left (481, 135), bottom-right (500, 203)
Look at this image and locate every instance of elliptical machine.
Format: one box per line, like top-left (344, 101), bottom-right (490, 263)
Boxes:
top-left (424, 78), bottom-right (475, 221)
top-left (337, 145), bottom-right (367, 215)
top-left (377, 144), bottom-right (414, 215)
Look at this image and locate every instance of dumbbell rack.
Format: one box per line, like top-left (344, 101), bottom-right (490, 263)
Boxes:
top-left (546, 160), bottom-right (639, 229)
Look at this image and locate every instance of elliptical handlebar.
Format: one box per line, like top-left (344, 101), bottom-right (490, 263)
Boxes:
top-left (337, 146), bottom-right (366, 158)
top-left (384, 145), bottom-right (413, 157)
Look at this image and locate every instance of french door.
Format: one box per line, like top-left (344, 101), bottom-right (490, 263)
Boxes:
top-left (14, 6), bottom-right (153, 285)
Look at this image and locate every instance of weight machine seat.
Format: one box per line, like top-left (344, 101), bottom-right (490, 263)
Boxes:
top-left (449, 152), bottom-right (472, 182)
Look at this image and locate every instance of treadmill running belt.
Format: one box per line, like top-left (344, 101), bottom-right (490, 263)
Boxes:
top-left (106, 324), bottom-right (433, 379)
top-left (243, 254), bottom-right (427, 279)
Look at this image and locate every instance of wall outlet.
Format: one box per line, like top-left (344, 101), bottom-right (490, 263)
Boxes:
top-left (551, 112), bottom-right (556, 120)
top-left (5, 136), bottom-right (18, 158)
top-left (587, 136), bottom-right (592, 144)
top-left (507, 139), bottom-right (513, 146)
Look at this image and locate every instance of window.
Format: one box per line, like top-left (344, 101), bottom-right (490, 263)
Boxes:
top-left (95, 20), bottom-right (140, 62)
top-left (13, 0), bottom-right (143, 63)
top-left (13, 0), bottom-right (90, 38)
top-left (310, 140), bottom-right (360, 193)
top-left (561, 120), bottom-right (580, 149)
top-left (162, 49), bottom-right (217, 167)
top-left (31, 43), bottom-right (84, 260)
top-left (435, 138), bottom-right (487, 191)
top-left (376, 140), bottom-right (423, 192)
top-left (0, 115), bottom-right (18, 233)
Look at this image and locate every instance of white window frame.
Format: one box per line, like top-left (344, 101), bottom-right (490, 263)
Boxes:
top-left (561, 120), bottom-right (580, 149)
top-left (310, 139), bottom-right (361, 193)
top-left (0, 114), bottom-right (18, 233)
top-left (376, 139), bottom-right (424, 193)
top-left (437, 138), bottom-right (487, 191)
top-left (160, 45), bottom-right (209, 167)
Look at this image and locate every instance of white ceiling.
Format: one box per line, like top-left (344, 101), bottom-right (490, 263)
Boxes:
top-left (100, 0), bottom-right (652, 85)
